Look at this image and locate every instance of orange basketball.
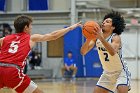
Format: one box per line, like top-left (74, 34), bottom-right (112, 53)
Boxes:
top-left (82, 21), bottom-right (100, 40)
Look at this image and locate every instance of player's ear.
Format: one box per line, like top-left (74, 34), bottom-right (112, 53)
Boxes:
top-left (24, 25), bottom-right (28, 31)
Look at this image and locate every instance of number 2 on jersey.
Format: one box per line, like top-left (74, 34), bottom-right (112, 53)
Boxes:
top-left (8, 41), bottom-right (20, 53)
top-left (103, 53), bottom-right (109, 61)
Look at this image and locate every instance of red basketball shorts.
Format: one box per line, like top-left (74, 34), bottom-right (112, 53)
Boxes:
top-left (0, 66), bottom-right (31, 93)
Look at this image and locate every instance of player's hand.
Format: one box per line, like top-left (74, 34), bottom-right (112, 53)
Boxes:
top-left (68, 21), bottom-right (82, 30)
top-left (93, 29), bottom-right (104, 40)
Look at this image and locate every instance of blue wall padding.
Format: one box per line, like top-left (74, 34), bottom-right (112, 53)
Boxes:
top-left (29, 0), bottom-right (48, 10)
top-left (64, 27), bottom-right (84, 77)
top-left (85, 46), bottom-right (103, 77)
top-left (0, 0), bottom-right (5, 11)
top-left (64, 26), bottom-right (103, 77)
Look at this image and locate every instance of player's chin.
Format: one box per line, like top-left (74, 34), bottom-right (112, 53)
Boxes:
top-left (102, 29), bottom-right (105, 33)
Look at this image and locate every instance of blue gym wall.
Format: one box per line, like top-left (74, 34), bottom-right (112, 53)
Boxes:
top-left (0, 0), bottom-right (5, 11)
top-left (64, 27), bottom-right (84, 77)
top-left (84, 46), bottom-right (103, 77)
top-left (29, 0), bottom-right (48, 10)
top-left (64, 27), bottom-right (103, 77)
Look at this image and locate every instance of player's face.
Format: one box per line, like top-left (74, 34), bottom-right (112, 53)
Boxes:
top-left (68, 53), bottom-right (72, 58)
top-left (101, 18), bottom-right (115, 33)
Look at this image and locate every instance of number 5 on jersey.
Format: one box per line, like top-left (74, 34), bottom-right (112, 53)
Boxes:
top-left (8, 41), bottom-right (20, 53)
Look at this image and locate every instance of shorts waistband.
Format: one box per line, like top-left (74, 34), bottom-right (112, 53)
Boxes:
top-left (0, 62), bottom-right (20, 70)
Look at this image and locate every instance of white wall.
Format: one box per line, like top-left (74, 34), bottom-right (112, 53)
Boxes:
top-left (6, 0), bottom-right (26, 12)
top-left (121, 27), bottom-right (140, 79)
top-left (32, 25), bottom-right (65, 78)
top-left (5, 0), bottom-right (70, 12)
top-left (49, 0), bottom-right (70, 10)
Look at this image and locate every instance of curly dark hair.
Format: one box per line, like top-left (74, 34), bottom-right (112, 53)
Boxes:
top-left (103, 10), bottom-right (126, 35)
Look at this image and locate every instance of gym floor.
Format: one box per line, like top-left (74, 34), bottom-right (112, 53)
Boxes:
top-left (0, 78), bottom-right (138, 93)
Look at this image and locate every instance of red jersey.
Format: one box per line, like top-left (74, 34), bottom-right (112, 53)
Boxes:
top-left (0, 32), bottom-right (31, 69)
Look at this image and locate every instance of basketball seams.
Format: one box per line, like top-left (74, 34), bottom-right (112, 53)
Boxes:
top-left (82, 21), bottom-right (100, 40)
top-left (82, 27), bottom-right (94, 34)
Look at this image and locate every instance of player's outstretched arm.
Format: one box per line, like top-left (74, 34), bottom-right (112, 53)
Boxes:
top-left (80, 39), bottom-right (95, 55)
top-left (30, 22), bottom-right (81, 43)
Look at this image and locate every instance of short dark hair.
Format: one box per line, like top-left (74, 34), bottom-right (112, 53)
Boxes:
top-left (14, 15), bottom-right (33, 33)
top-left (103, 10), bottom-right (125, 35)
top-left (68, 51), bottom-right (72, 54)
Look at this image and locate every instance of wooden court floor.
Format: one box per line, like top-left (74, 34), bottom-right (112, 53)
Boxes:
top-left (0, 79), bottom-right (139, 93)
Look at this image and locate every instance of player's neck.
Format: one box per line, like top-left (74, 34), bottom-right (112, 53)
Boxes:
top-left (24, 30), bottom-right (30, 34)
top-left (103, 31), bottom-right (112, 39)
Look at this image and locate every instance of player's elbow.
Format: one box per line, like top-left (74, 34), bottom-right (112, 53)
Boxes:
top-left (109, 51), bottom-right (116, 56)
top-left (80, 49), bottom-right (87, 55)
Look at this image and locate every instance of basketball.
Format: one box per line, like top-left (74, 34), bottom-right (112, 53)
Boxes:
top-left (82, 21), bottom-right (100, 40)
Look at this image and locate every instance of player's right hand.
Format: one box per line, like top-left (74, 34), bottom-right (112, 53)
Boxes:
top-left (68, 21), bottom-right (82, 30)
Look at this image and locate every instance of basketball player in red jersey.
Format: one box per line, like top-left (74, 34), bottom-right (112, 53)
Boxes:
top-left (0, 15), bottom-right (81, 93)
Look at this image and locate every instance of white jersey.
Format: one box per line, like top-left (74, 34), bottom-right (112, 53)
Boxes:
top-left (96, 33), bottom-right (126, 72)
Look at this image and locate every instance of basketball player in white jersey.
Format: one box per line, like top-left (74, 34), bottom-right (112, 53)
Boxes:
top-left (81, 11), bottom-right (131, 93)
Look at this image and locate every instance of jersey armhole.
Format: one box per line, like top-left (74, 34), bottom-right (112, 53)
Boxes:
top-left (95, 39), bottom-right (97, 47)
top-left (0, 37), bottom-right (5, 47)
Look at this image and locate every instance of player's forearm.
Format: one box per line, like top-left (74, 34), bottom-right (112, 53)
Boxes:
top-left (50, 22), bottom-right (81, 39)
top-left (47, 27), bottom-right (72, 40)
top-left (81, 39), bottom-right (93, 55)
top-left (99, 37), bottom-right (116, 56)
top-left (52, 27), bottom-right (72, 37)
top-left (31, 22), bottom-right (80, 42)
top-left (81, 43), bottom-right (89, 55)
